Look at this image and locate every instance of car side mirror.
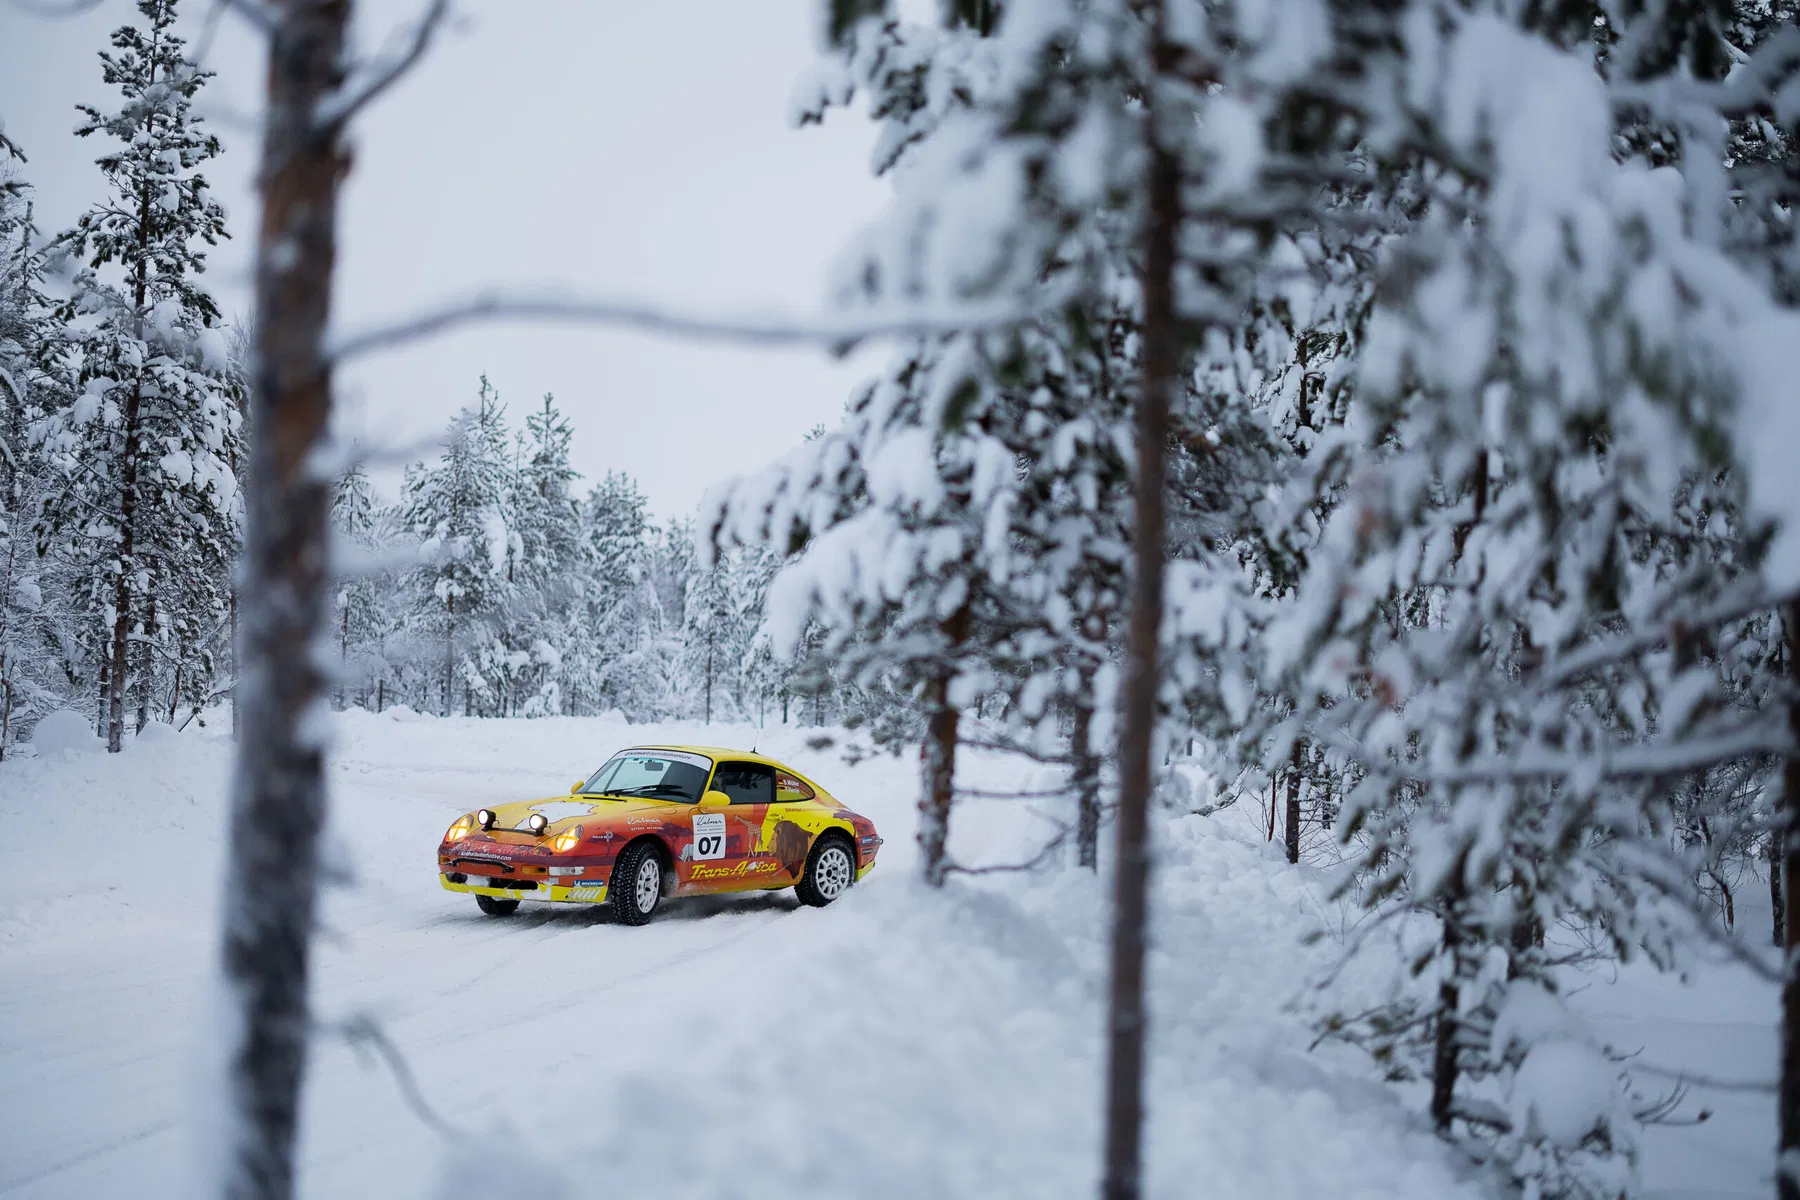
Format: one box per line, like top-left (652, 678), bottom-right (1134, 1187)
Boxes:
top-left (699, 789), bottom-right (731, 811)
top-left (570, 780), bottom-right (585, 794)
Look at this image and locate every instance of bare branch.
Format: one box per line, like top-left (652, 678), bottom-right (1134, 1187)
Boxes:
top-left (314, 0), bottom-right (451, 132)
top-left (955, 786), bottom-right (1071, 799)
top-left (4, 0), bottom-right (105, 15)
top-left (1624, 1059), bottom-right (1777, 1093)
top-left (217, 0), bottom-right (277, 34)
top-left (960, 736), bottom-right (1075, 765)
top-left (329, 1015), bottom-right (466, 1140)
top-left (327, 289), bottom-right (1056, 364)
top-left (945, 828), bottom-right (1068, 875)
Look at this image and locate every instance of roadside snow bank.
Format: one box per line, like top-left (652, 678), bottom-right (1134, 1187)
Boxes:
top-left (469, 809), bottom-right (1483, 1200)
top-left (0, 718), bottom-right (230, 948)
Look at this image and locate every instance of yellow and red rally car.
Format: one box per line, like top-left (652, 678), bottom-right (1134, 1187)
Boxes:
top-left (437, 745), bottom-right (882, 924)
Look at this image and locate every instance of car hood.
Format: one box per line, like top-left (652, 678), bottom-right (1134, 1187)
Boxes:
top-left (475, 795), bottom-right (686, 837)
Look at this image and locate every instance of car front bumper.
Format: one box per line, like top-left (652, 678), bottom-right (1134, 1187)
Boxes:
top-left (440, 872), bottom-right (610, 904)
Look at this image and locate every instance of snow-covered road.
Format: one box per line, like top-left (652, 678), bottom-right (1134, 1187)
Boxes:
top-left (0, 712), bottom-right (1773, 1197)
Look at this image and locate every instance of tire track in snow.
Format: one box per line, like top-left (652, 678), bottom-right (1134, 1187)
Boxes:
top-left (0, 1118), bottom-right (177, 1194)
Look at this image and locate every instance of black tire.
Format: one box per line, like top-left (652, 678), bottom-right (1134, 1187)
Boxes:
top-left (609, 840), bottom-right (664, 926)
top-left (475, 893), bottom-right (519, 917)
top-left (796, 834), bottom-right (856, 908)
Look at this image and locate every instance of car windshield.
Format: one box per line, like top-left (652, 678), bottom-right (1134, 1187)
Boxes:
top-left (579, 750), bottom-right (712, 803)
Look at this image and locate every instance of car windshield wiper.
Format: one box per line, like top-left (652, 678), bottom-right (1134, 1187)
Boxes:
top-left (608, 784), bottom-right (695, 799)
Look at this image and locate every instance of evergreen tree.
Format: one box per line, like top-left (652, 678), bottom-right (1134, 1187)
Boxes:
top-left (330, 462), bottom-right (390, 709)
top-left (31, 0), bottom-right (239, 752)
top-left (0, 134), bottom-right (57, 757)
top-left (503, 393), bottom-right (587, 715)
top-left (401, 377), bottom-right (510, 716)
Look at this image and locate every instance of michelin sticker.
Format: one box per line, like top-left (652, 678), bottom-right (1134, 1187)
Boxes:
top-left (692, 812), bottom-right (727, 860)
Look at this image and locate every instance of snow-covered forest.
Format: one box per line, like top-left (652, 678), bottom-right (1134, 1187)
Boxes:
top-left (5, 0), bottom-right (1800, 1197)
top-left (329, 383), bottom-right (798, 725)
top-left (0, 39), bottom-right (802, 741)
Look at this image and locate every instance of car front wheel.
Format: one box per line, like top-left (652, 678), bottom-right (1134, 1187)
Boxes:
top-left (609, 841), bottom-right (663, 926)
top-left (796, 836), bottom-right (855, 908)
top-left (475, 893), bottom-right (519, 917)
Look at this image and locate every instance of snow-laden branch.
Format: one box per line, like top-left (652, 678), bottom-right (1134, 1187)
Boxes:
top-left (313, 0), bottom-right (450, 132)
top-left (1390, 722), bottom-right (1791, 788)
top-left (326, 288), bottom-right (1057, 363)
top-left (1536, 581), bottom-right (1793, 690)
top-left (1610, 24), bottom-right (1800, 118)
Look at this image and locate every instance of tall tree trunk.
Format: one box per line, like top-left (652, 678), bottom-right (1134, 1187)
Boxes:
top-left (219, 4), bottom-right (350, 1197)
top-left (443, 593), bottom-right (455, 717)
top-left (918, 603), bottom-right (972, 887)
top-left (106, 384), bottom-right (144, 753)
top-left (1284, 739), bottom-right (1302, 865)
top-left (0, 527), bottom-right (14, 759)
top-left (1431, 906), bottom-right (1463, 1133)
top-left (1072, 666), bottom-right (1100, 870)
top-left (1101, 18), bottom-right (1178, 1195)
top-left (1782, 599), bottom-right (1800, 1200)
top-left (136, 578), bottom-right (157, 733)
top-left (105, 31), bottom-right (160, 756)
top-left (230, 587), bottom-right (240, 738)
top-left (1773, 829), bottom-right (1785, 949)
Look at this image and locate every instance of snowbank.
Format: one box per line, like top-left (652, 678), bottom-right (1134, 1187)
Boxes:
top-left (27, 709), bottom-right (103, 757)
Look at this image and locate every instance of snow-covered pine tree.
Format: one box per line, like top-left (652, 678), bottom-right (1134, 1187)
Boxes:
top-left (401, 377), bottom-right (510, 717)
top-left (559, 469), bottom-right (673, 718)
top-left (0, 132), bottom-right (59, 756)
top-left (502, 393), bottom-right (588, 716)
top-left (31, 0), bottom-right (240, 752)
top-left (681, 554), bottom-right (735, 723)
top-left (330, 462), bottom-right (393, 709)
top-left (710, 345), bottom-right (1023, 885)
top-left (1148, 0), bottom-right (1800, 1189)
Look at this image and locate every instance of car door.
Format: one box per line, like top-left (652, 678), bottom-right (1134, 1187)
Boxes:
top-left (761, 767), bottom-right (825, 885)
top-left (684, 760), bottom-right (776, 893)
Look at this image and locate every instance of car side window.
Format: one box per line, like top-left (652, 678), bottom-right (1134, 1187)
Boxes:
top-left (775, 771), bottom-right (815, 804)
top-left (712, 762), bottom-right (775, 805)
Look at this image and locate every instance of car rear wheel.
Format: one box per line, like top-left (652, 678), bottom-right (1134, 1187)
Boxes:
top-left (609, 841), bottom-right (663, 926)
top-left (475, 893), bottom-right (519, 917)
top-left (796, 835), bottom-right (855, 908)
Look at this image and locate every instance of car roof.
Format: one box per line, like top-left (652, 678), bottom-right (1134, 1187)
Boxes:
top-left (628, 744), bottom-right (786, 767)
top-left (624, 745), bottom-right (833, 795)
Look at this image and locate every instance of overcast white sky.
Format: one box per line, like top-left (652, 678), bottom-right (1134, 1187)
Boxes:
top-left (0, 0), bottom-right (890, 520)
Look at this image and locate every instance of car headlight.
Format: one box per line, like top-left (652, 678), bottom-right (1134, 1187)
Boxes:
top-left (476, 809), bottom-right (496, 830)
top-left (445, 814), bottom-right (474, 842)
top-left (552, 824), bottom-right (583, 853)
top-left (527, 812), bottom-right (549, 835)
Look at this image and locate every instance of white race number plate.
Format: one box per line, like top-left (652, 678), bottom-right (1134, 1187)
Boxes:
top-left (692, 812), bottom-right (727, 860)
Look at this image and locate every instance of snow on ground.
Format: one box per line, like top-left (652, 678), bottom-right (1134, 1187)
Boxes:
top-left (0, 712), bottom-right (1775, 1197)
